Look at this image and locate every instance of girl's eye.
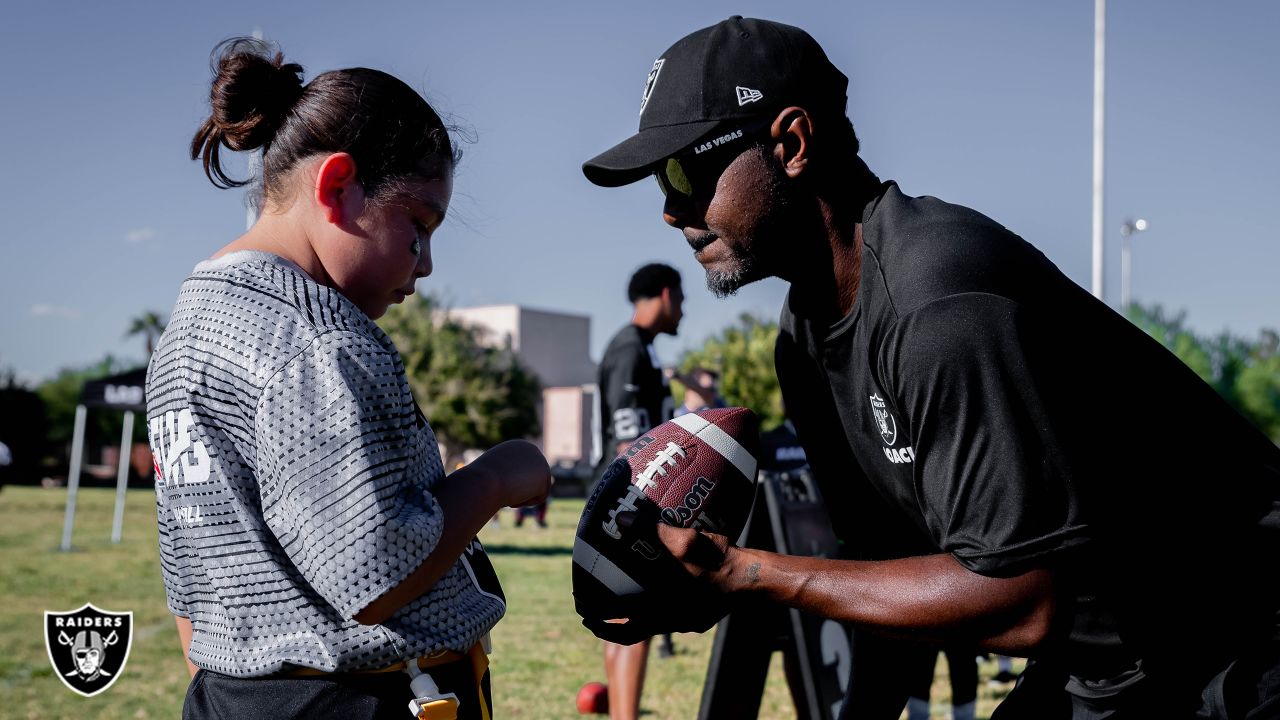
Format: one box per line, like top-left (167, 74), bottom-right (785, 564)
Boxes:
top-left (410, 223), bottom-right (425, 256)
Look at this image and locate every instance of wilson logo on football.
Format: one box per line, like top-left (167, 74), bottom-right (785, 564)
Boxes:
top-left (660, 475), bottom-right (720, 530)
top-left (602, 441), bottom-right (686, 540)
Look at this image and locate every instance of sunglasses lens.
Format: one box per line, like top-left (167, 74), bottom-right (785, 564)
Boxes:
top-left (664, 158), bottom-right (694, 197)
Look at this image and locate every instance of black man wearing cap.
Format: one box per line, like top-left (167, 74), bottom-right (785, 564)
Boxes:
top-left (583, 16), bottom-right (1280, 720)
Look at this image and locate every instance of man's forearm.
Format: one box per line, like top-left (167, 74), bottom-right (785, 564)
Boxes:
top-left (718, 547), bottom-right (1055, 654)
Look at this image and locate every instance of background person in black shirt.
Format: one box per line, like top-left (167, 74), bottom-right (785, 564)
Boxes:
top-left (582, 16), bottom-right (1280, 720)
top-left (592, 262), bottom-right (683, 720)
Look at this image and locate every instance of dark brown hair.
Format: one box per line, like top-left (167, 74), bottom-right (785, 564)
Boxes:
top-left (191, 37), bottom-right (457, 207)
top-left (627, 262), bottom-right (681, 303)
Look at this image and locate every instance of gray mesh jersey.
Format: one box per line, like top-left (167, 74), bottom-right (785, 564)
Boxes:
top-left (145, 251), bottom-right (505, 676)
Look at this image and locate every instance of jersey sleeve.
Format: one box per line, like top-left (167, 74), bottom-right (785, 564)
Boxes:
top-left (153, 478), bottom-right (191, 616)
top-left (254, 330), bottom-right (445, 620)
top-left (602, 342), bottom-right (653, 442)
top-left (879, 293), bottom-right (1089, 575)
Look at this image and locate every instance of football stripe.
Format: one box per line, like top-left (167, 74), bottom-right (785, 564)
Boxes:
top-left (573, 537), bottom-right (644, 596)
top-left (671, 413), bottom-right (757, 481)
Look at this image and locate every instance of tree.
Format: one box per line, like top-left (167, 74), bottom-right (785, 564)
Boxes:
top-left (34, 355), bottom-right (148, 478)
top-left (1127, 302), bottom-right (1280, 444)
top-left (38, 356), bottom-right (124, 450)
top-left (1235, 331), bottom-right (1280, 442)
top-left (678, 313), bottom-right (784, 430)
top-left (126, 311), bottom-right (167, 356)
top-left (378, 294), bottom-right (542, 467)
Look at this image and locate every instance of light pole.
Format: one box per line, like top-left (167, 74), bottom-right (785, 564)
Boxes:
top-left (1120, 217), bottom-right (1148, 310)
top-left (1091, 0), bottom-right (1107, 300)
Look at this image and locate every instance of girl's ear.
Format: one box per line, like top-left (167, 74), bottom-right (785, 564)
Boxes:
top-left (315, 153), bottom-right (360, 224)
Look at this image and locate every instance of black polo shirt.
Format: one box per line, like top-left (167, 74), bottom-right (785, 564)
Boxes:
top-left (777, 181), bottom-right (1280, 698)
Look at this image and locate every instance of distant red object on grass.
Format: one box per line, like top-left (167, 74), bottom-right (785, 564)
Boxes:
top-left (576, 681), bottom-right (609, 714)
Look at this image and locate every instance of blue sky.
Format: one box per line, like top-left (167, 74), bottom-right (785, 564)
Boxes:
top-left (2, 1), bottom-right (1277, 384)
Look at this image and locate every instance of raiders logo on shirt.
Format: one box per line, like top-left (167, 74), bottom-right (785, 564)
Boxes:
top-left (870, 394), bottom-right (917, 465)
top-left (869, 394), bottom-right (897, 446)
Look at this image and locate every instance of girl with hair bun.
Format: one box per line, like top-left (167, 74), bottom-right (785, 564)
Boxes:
top-left (146, 38), bottom-right (550, 719)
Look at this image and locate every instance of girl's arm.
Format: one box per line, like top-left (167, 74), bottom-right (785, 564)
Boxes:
top-left (173, 615), bottom-right (199, 678)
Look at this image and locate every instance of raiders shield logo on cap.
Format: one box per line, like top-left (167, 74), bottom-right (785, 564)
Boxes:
top-left (44, 603), bottom-right (133, 697)
top-left (639, 58), bottom-right (664, 114)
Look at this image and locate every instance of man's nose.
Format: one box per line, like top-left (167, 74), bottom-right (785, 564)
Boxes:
top-left (663, 192), bottom-right (698, 229)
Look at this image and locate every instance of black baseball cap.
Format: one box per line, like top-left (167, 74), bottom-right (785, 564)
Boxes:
top-left (583, 16), bottom-right (849, 188)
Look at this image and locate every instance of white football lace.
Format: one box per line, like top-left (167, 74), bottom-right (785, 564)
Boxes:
top-left (601, 441), bottom-right (689, 540)
top-left (637, 442), bottom-right (686, 487)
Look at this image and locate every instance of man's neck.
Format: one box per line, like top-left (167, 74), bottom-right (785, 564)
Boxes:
top-left (825, 155), bottom-right (879, 318)
top-left (631, 302), bottom-right (665, 338)
top-left (630, 319), bottom-right (659, 340)
top-left (788, 156), bottom-right (878, 322)
top-left (833, 222), bottom-right (863, 318)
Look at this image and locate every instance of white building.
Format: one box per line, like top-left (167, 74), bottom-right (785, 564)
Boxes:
top-left (449, 305), bottom-right (599, 469)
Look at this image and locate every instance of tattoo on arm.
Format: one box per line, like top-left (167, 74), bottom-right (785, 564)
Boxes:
top-left (746, 562), bottom-right (761, 584)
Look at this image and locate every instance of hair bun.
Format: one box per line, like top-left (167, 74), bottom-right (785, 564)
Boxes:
top-left (207, 38), bottom-right (304, 151)
top-left (191, 38), bottom-right (457, 196)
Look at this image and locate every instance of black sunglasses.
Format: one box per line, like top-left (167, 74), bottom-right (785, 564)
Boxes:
top-left (654, 120), bottom-right (774, 199)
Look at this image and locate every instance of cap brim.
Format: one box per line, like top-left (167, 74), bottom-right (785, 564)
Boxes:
top-left (582, 120), bottom-right (722, 187)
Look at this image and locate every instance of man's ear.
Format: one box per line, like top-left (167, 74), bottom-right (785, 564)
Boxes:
top-left (315, 153), bottom-right (359, 225)
top-left (771, 107), bottom-right (813, 180)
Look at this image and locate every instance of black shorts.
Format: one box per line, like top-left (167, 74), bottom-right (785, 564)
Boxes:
top-left (182, 655), bottom-right (493, 720)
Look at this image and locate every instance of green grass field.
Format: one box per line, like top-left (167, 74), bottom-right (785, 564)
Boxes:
top-left (0, 486), bottom-right (1018, 719)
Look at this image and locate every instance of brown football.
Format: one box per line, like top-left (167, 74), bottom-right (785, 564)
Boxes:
top-left (573, 406), bottom-right (760, 635)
